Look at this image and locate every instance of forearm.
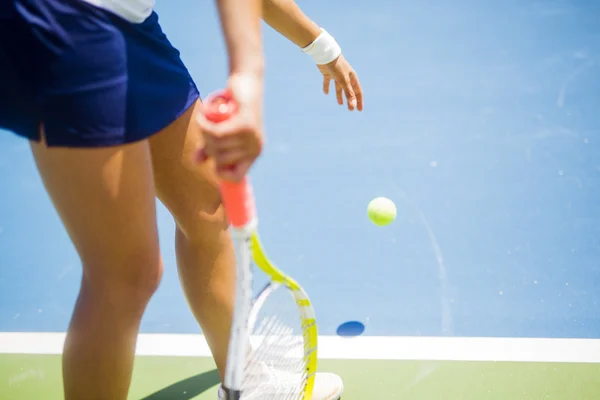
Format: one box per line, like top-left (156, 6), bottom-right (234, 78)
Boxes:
top-left (262, 0), bottom-right (321, 48)
top-left (215, 0), bottom-right (264, 75)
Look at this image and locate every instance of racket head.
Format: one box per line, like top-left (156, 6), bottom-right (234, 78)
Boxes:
top-left (222, 233), bottom-right (318, 400)
top-left (233, 232), bottom-right (318, 400)
top-left (242, 280), bottom-right (318, 400)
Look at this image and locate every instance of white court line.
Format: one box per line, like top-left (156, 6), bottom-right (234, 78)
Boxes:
top-left (0, 332), bottom-right (599, 363)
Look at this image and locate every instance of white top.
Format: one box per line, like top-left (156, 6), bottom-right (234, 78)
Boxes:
top-left (82, 0), bottom-right (155, 23)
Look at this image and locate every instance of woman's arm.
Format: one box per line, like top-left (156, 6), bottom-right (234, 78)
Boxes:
top-left (216, 0), bottom-right (264, 75)
top-left (200, 0), bottom-right (265, 181)
top-left (262, 0), bottom-right (322, 48)
top-left (262, 0), bottom-right (363, 111)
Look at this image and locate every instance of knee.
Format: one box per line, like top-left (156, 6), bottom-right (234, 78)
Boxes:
top-left (176, 206), bottom-right (229, 246)
top-left (81, 249), bottom-right (163, 307)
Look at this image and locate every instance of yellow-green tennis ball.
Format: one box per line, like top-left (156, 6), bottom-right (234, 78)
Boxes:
top-left (367, 197), bottom-right (397, 226)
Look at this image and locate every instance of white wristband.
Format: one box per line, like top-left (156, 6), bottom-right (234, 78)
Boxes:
top-left (301, 28), bottom-right (342, 65)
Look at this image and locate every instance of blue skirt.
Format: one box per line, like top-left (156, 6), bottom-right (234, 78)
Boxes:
top-left (0, 0), bottom-right (199, 147)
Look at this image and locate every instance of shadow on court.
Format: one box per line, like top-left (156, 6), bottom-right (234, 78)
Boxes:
top-left (141, 369), bottom-right (220, 399)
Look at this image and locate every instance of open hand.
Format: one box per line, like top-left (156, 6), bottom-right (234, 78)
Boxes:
top-left (317, 54), bottom-right (363, 111)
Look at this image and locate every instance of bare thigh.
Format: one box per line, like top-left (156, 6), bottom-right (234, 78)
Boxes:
top-left (149, 100), bottom-right (228, 239)
top-left (30, 138), bottom-right (161, 293)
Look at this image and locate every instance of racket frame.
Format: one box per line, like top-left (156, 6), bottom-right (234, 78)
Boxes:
top-left (249, 232), bottom-right (318, 399)
top-left (223, 227), bottom-right (318, 400)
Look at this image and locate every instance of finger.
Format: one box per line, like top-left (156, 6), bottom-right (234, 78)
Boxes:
top-left (201, 135), bottom-right (220, 158)
top-left (218, 160), bottom-right (251, 183)
top-left (215, 149), bottom-right (246, 167)
top-left (335, 81), bottom-right (343, 105)
top-left (202, 136), bottom-right (244, 162)
top-left (342, 78), bottom-right (357, 111)
top-left (323, 76), bottom-right (331, 95)
top-left (350, 72), bottom-right (363, 111)
top-left (215, 135), bottom-right (245, 151)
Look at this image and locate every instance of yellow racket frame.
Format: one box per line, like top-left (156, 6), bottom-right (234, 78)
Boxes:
top-left (249, 232), bottom-right (318, 400)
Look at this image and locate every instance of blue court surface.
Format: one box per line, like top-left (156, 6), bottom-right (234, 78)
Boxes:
top-left (1, 1), bottom-right (600, 397)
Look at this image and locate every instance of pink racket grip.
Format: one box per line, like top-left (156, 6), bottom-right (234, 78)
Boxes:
top-left (203, 89), bottom-right (256, 229)
top-left (219, 178), bottom-right (256, 229)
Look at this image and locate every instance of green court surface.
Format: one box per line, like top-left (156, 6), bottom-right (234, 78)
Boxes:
top-left (2, 355), bottom-right (600, 399)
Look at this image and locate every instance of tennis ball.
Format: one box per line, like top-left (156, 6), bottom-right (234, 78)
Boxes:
top-left (367, 197), bottom-right (397, 226)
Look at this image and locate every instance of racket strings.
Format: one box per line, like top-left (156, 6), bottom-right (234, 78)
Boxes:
top-left (242, 287), bottom-right (308, 399)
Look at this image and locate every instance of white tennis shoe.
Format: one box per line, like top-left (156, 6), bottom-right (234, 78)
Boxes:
top-left (217, 371), bottom-right (344, 400)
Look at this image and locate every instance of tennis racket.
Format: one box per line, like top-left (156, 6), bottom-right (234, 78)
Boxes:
top-left (203, 89), bottom-right (318, 400)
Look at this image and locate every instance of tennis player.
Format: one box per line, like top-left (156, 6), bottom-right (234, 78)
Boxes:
top-left (0, 0), bottom-right (362, 399)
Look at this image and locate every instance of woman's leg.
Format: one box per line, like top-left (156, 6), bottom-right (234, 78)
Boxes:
top-left (31, 138), bottom-right (161, 400)
top-left (149, 101), bottom-right (236, 379)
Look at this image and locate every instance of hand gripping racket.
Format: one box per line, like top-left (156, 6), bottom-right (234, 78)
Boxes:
top-left (203, 89), bottom-right (318, 400)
